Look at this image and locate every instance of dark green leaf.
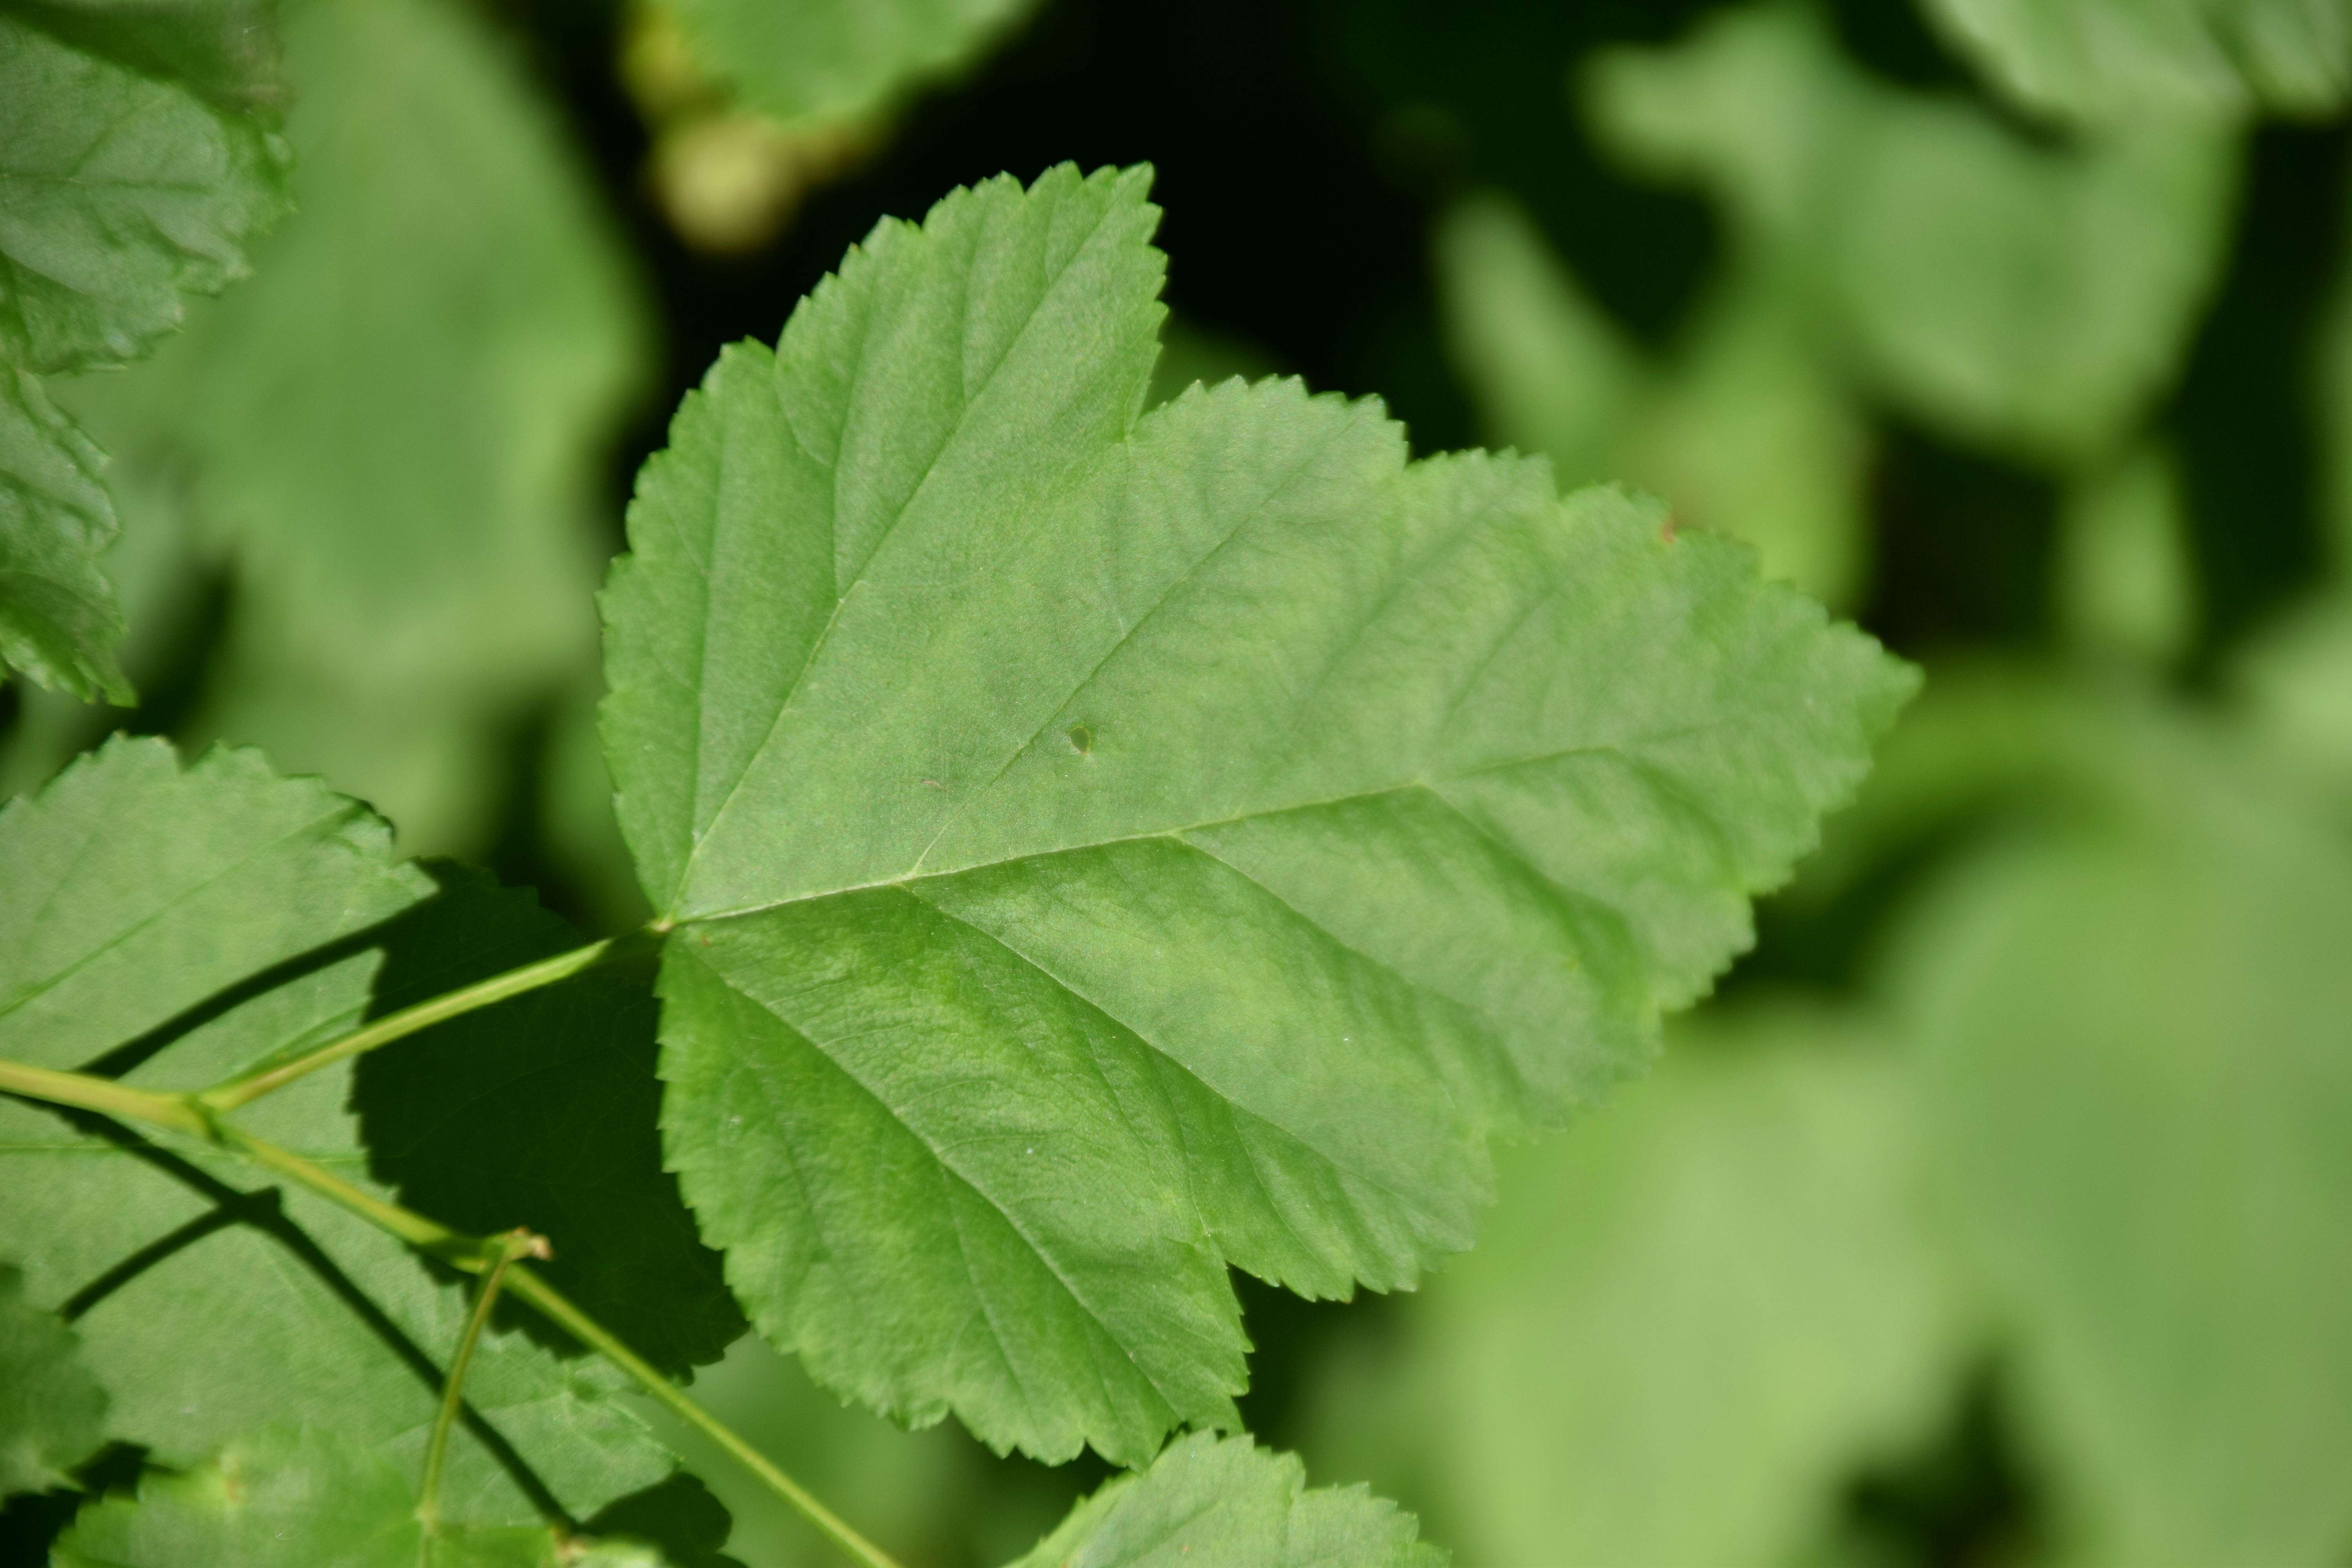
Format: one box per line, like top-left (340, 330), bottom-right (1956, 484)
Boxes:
top-left (0, 1261), bottom-right (107, 1495)
top-left (0, 3), bottom-right (287, 375)
top-left (605, 165), bottom-right (1914, 1462)
top-left (0, 365), bottom-right (126, 702)
top-left (356, 867), bottom-right (744, 1376)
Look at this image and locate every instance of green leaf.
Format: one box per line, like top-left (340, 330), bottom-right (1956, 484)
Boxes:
top-left (51, 1425), bottom-right (674, 1568)
top-left (604, 164), bottom-right (1915, 1463)
top-left (0, 1261), bottom-right (107, 1495)
top-left (1921, 0), bottom-right (2352, 123)
top-left (355, 867), bottom-right (745, 1376)
top-left (151, 0), bottom-right (642, 696)
top-left (1009, 1431), bottom-right (1441, 1568)
top-left (0, 365), bottom-right (127, 702)
top-left (0, 2), bottom-right (288, 376)
top-left (1436, 192), bottom-right (1870, 606)
top-left (1318, 1007), bottom-right (1966, 1568)
top-left (53, 0), bottom-right (650, 849)
top-left (0, 737), bottom-right (675, 1525)
top-left (1587, 4), bottom-right (2238, 465)
top-left (2055, 442), bottom-right (2197, 664)
top-left (1887, 704), bottom-right (2352, 1564)
top-left (668, 0), bottom-right (1044, 126)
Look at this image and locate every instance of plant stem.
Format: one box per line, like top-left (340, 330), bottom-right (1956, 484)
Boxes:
top-left (199, 931), bottom-right (653, 1114)
top-left (0, 1056), bottom-right (900, 1568)
top-left (419, 1230), bottom-right (538, 1537)
top-left (502, 1268), bottom-right (902, 1568)
top-left (0, 1059), bottom-right (209, 1136)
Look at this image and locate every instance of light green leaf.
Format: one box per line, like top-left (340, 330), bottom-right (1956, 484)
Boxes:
top-left (668, 0), bottom-right (1044, 126)
top-left (0, 1), bottom-right (288, 376)
top-left (0, 737), bottom-right (675, 1525)
top-left (52, 1425), bottom-right (674, 1568)
top-left (2234, 595), bottom-right (2352, 800)
top-left (0, 364), bottom-right (126, 702)
top-left (2056, 441), bottom-right (2197, 664)
top-left (1922, 0), bottom-right (2352, 123)
top-left (604, 165), bottom-right (1914, 1462)
top-left (1325, 1008), bottom-right (1966, 1568)
top-left (1436, 192), bottom-right (1870, 606)
top-left (1587, 4), bottom-right (2238, 465)
top-left (151, 0), bottom-right (644, 697)
top-left (1433, 193), bottom-right (1642, 493)
top-left (1010, 1431), bottom-right (1441, 1568)
top-left (0, 1260), bottom-right (107, 1495)
top-left (1887, 706), bottom-right (2352, 1565)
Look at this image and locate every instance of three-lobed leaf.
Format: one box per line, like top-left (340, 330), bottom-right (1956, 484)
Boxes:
top-left (603, 163), bottom-right (1915, 1463)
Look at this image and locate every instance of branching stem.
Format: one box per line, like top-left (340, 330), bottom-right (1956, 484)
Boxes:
top-left (419, 1229), bottom-right (541, 1540)
top-left (198, 930), bottom-right (657, 1114)
top-left (0, 1055), bottom-right (900, 1568)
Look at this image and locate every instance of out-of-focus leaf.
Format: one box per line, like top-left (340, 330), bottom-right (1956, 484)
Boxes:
top-left (0, 738), bottom-right (675, 1524)
top-left (355, 868), bottom-right (744, 1377)
top-left (51, 1425), bottom-right (675, 1567)
top-left (1588, 4), bottom-right (2238, 465)
top-left (604, 166), bottom-right (1913, 1464)
top-left (148, 0), bottom-right (646, 699)
top-left (2057, 442), bottom-right (2197, 664)
top-left (0, 366), bottom-right (125, 702)
top-left (1434, 194), bottom-right (1641, 491)
top-left (0, 1261), bottom-right (107, 1495)
top-left (1921, 0), bottom-right (2352, 124)
top-left (628, 1332), bottom-right (998, 1568)
top-left (1436, 194), bottom-right (1869, 606)
top-left (1321, 1007), bottom-right (1965, 1568)
top-left (2234, 595), bottom-right (2352, 799)
top-left (1010, 1431), bottom-right (1442, 1568)
top-left (0, 2), bottom-right (287, 376)
top-left (1887, 708), bottom-right (2352, 1565)
top-left (666, 0), bottom-right (1044, 127)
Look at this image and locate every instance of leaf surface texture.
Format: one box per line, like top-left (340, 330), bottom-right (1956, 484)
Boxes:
top-left (51, 1425), bottom-right (673, 1568)
top-left (0, 738), bottom-right (675, 1525)
top-left (0, 1261), bottom-right (107, 1495)
top-left (1009, 1431), bottom-right (1440, 1568)
top-left (603, 165), bottom-right (1914, 1462)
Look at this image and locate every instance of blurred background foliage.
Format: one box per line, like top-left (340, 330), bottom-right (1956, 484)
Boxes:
top-left (6, 0), bottom-right (2352, 1563)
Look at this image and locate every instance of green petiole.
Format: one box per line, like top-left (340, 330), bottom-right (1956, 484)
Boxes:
top-left (0, 1054), bottom-right (900, 1568)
